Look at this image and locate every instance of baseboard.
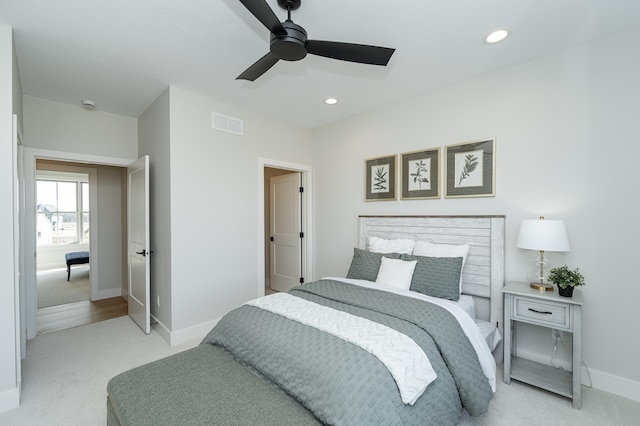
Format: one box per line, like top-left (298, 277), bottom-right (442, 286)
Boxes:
top-left (152, 317), bottom-right (220, 347)
top-left (515, 348), bottom-right (640, 402)
top-left (150, 314), bottom-right (171, 344)
top-left (95, 288), bottom-right (122, 300)
top-left (586, 366), bottom-right (640, 402)
top-left (0, 386), bottom-right (20, 415)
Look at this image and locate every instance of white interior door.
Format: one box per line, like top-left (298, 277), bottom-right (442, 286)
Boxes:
top-left (127, 156), bottom-right (150, 333)
top-left (270, 173), bottom-right (302, 292)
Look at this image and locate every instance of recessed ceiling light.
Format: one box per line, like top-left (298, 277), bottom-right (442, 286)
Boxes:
top-left (324, 98), bottom-right (338, 105)
top-left (484, 29), bottom-right (511, 44)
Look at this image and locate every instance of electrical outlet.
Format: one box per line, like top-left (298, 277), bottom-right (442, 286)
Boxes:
top-left (156, 295), bottom-right (160, 307)
top-left (551, 329), bottom-right (561, 341)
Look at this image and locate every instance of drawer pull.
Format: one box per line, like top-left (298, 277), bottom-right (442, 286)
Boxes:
top-left (528, 308), bottom-right (552, 315)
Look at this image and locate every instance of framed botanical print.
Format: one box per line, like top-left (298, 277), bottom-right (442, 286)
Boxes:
top-left (365, 155), bottom-right (396, 201)
top-left (444, 138), bottom-right (496, 198)
top-left (401, 148), bottom-right (440, 199)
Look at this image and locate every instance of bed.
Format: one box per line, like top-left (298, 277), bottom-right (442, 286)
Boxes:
top-left (107, 215), bottom-right (505, 426)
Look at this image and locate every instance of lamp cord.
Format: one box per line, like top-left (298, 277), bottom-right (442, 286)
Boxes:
top-left (550, 334), bottom-right (593, 388)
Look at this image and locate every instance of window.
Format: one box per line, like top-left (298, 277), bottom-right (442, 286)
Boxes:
top-left (36, 176), bottom-right (90, 246)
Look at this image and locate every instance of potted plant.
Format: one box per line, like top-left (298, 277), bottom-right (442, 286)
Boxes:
top-left (548, 265), bottom-right (585, 297)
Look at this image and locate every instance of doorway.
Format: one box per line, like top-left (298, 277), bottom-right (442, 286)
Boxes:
top-left (35, 161), bottom-right (92, 310)
top-left (260, 158), bottom-right (312, 297)
top-left (23, 148), bottom-right (132, 339)
top-left (33, 159), bottom-right (129, 334)
top-left (265, 169), bottom-right (301, 293)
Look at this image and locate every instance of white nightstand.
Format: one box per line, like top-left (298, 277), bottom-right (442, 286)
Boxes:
top-left (503, 281), bottom-right (583, 409)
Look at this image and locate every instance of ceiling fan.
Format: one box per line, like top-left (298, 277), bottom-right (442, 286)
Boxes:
top-left (236, 0), bottom-right (396, 81)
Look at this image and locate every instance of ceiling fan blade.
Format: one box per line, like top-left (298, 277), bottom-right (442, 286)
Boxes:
top-left (306, 40), bottom-right (395, 66)
top-left (238, 0), bottom-right (286, 35)
top-left (236, 53), bottom-right (280, 81)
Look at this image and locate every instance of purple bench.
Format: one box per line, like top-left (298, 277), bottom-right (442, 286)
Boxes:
top-left (65, 251), bottom-right (89, 281)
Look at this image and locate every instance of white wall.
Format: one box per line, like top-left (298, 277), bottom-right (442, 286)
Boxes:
top-left (138, 87), bottom-right (172, 330)
top-left (0, 24), bottom-right (20, 414)
top-left (311, 28), bottom-right (640, 400)
top-left (167, 86), bottom-right (312, 339)
top-left (11, 35), bottom-right (21, 131)
top-left (23, 96), bottom-right (137, 159)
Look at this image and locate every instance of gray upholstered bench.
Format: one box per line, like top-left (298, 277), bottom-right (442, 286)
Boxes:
top-left (107, 344), bottom-right (321, 425)
top-left (65, 251), bottom-right (89, 281)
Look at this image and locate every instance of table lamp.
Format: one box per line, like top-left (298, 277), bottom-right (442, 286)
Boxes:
top-left (516, 216), bottom-right (570, 291)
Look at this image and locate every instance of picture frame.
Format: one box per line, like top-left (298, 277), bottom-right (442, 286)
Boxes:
top-left (365, 155), bottom-right (397, 201)
top-left (444, 138), bottom-right (496, 198)
top-left (400, 148), bottom-right (440, 199)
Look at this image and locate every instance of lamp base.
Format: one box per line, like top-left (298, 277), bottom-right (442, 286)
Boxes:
top-left (530, 282), bottom-right (554, 291)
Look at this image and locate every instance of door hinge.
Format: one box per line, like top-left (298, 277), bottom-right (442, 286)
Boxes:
top-left (300, 277), bottom-right (304, 284)
top-left (299, 186), bottom-right (304, 193)
top-left (299, 232), bottom-right (304, 238)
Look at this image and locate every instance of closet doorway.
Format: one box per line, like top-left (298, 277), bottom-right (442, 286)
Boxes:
top-left (260, 159), bottom-right (312, 297)
top-left (265, 169), bottom-right (301, 293)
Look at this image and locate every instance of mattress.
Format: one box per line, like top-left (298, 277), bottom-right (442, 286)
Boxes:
top-left (476, 319), bottom-right (502, 352)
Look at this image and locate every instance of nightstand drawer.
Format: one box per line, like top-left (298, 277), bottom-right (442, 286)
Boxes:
top-left (513, 297), bottom-right (570, 328)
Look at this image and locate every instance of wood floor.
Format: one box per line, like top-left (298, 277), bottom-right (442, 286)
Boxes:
top-left (37, 297), bottom-right (128, 335)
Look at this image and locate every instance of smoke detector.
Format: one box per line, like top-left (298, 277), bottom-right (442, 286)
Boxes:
top-left (81, 99), bottom-right (97, 110)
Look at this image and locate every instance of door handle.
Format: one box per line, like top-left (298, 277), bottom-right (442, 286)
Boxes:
top-left (136, 249), bottom-right (147, 257)
top-left (270, 236), bottom-right (274, 241)
top-left (528, 308), bottom-right (552, 315)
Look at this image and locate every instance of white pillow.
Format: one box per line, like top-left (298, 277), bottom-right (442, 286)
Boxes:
top-left (367, 236), bottom-right (415, 254)
top-left (412, 241), bottom-right (470, 293)
top-left (375, 257), bottom-right (417, 290)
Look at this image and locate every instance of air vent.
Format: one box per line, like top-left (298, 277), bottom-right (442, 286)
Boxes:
top-left (212, 112), bottom-right (243, 135)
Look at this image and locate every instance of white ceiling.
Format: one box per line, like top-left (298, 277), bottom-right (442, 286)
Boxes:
top-left (2, 0), bottom-right (640, 128)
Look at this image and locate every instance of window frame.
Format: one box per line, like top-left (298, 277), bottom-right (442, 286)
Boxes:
top-left (36, 172), bottom-right (90, 246)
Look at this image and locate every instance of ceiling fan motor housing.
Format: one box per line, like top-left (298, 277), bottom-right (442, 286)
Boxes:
top-left (270, 21), bottom-right (307, 61)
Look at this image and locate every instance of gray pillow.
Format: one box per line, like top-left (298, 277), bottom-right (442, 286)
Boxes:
top-left (346, 248), bottom-right (401, 282)
top-left (400, 254), bottom-right (463, 301)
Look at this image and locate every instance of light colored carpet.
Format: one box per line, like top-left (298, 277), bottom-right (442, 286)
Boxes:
top-left (459, 371), bottom-right (640, 426)
top-left (37, 266), bottom-right (90, 308)
top-left (0, 316), bottom-right (638, 425)
top-left (0, 316), bottom-right (200, 426)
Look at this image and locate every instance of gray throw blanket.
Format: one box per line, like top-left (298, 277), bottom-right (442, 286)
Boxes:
top-left (202, 279), bottom-right (492, 425)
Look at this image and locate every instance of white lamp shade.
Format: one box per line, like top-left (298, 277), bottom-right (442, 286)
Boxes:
top-left (516, 219), bottom-right (570, 252)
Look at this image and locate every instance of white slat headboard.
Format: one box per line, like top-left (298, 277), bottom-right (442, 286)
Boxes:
top-left (358, 215), bottom-right (505, 333)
